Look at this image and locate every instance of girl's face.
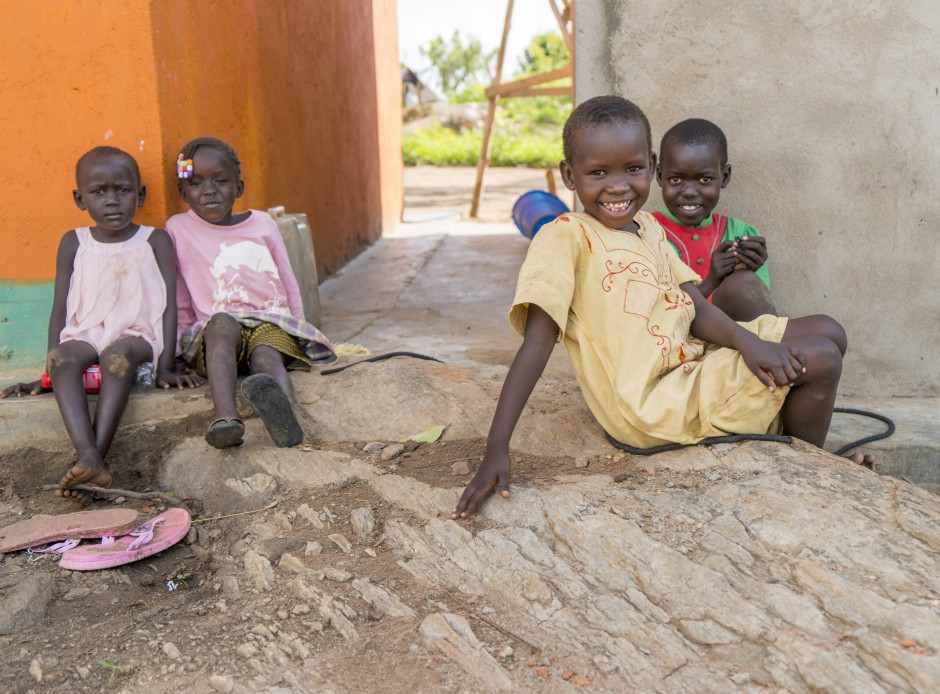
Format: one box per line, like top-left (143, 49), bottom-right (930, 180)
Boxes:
top-left (657, 141), bottom-right (731, 227)
top-left (73, 156), bottom-right (145, 239)
top-left (560, 122), bottom-right (655, 232)
top-left (179, 147), bottom-right (244, 225)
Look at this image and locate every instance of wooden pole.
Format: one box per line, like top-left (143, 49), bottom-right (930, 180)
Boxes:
top-left (469, 0), bottom-right (515, 218)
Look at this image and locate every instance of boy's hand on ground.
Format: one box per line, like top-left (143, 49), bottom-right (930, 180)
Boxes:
top-left (156, 369), bottom-right (204, 389)
top-left (740, 339), bottom-right (805, 392)
top-left (0, 380), bottom-right (48, 397)
top-left (452, 449), bottom-right (511, 519)
top-left (731, 236), bottom-right (768, 271)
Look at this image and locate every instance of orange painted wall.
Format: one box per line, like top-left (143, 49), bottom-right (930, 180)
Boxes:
top-left (150, 0), bottom-right (402, 277)
top-left (0, 0), bottom-right (402, 281)
top-left (0, 2), bottom-right (168, 280)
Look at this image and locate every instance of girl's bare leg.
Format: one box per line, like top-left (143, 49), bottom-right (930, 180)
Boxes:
top-left (203, 313), bottom-right (242, 420)
top-left (248, 345), bottom-right (295, 401)
top-left (57, 336), bottom-right (153, 502)
top-left (49, 340), bottom-right (100, 501)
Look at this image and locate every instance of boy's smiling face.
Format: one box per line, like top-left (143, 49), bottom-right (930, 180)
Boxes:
top-left (560, 122), bottom-right (655, 231)
top-left (657, 141), bottom-right (731, 227)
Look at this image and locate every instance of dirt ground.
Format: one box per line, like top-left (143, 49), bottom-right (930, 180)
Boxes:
top-left (0, 166), bottom-right (596, 694)
top-left (403, 165), bottom-right (576, 223)
top-left (2, 405), bottom-right (757, 694)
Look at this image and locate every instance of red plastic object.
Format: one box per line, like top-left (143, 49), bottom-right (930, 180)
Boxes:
top-left (40, 365), bottom-right (101, 393)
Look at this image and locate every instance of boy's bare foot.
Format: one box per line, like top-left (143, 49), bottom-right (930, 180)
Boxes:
top-left (847, 451), bottom-right (876, 470)
top-left (56, 452), bottom-right (112, 505)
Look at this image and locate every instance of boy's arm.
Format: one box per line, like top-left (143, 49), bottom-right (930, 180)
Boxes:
top-left (684, 282), bottom-right (803, 390)
top-left (149, 230), bottom-right (202, 389)
top-left (452, 304), bottom-right (558, 518)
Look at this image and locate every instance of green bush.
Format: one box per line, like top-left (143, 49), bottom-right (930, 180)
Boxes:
top-left (403, 121), bottom-right (562, 168)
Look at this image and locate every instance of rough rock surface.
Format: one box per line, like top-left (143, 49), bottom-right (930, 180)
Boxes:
top-left (0, 362), bottom-right (937, 692)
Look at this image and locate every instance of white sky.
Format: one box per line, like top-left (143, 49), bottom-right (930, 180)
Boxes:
top-left (398, 0), bottom-right (560, 91)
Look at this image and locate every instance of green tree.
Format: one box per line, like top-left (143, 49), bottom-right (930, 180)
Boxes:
top-left (504, 32), bottom-right (571, 126)
top-left (516, 32), bottom-right (569, 76)
top-left (420, 31), bottom-right (494, 98)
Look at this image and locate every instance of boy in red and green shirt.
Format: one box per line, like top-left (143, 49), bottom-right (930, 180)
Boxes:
top-left (654, 118), bottom-right (775, 322)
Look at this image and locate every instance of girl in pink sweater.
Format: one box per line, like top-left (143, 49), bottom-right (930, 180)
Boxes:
top-left (167, 137), bottom-right (335, 449)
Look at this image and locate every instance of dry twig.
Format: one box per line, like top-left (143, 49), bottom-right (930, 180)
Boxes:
top-left (41, 484), bottom-right (192, 514)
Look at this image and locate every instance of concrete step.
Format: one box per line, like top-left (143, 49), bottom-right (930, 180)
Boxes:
top-left (827, 396), bottom-right (939, 493)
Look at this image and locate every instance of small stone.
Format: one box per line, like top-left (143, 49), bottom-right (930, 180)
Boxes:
top-left (666, 481), bottom-right (674, 488)
top-left (574, 457), bottom-right (589, 468)
top-left (304, 541), bottom-right (323, 557)
top-left (730, 672), bottom-right (751, 685)
top-left (364, 548), bottom-right (377, 558)
top-left (363, 442), bottom-right (385, 453)
top-left (113, 497), bottom-right (126, 505)
top-left (350, 507), bottom-right (375, 538)
top-left (707, 472), bottom-right (721, 482)
top-left (321, 567), bottom-right (352, 582)
top-left (29, 658), bottom-right (42, 682)
top-left (536, 667), bottom-right (550, 678)
top-left (328, 534), bottom-right (353, 554)
top-left (278, 554), bottom-right (306, 573)
top-left (614, 473), bottom-right (629, 483)
top-left (63, 587), bottom-right (92, 601)
top-left (162, 642), bottom-right (182, 660)
top-left (498, 644), bottom-right (514, 659)
top-left (451, 460), bottom-right (471, 475)
top-left (292, 604), bottom-right (311, 616)
top-left (209, 674), bottom-right (235, 693)
top-left (381, 444), bottom-right (405, 461)
top-left (235, 643), bottom-right (258, 658)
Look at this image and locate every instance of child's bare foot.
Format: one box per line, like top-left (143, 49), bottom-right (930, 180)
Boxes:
top-left (56, 452), bottom-right (112, 505)
top-left (847, 451), bottom-right (876, 470)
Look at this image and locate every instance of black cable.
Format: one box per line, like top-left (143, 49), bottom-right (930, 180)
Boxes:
top-left (606, 408), bottom-right (895, 457)
top-left (320, 351), bottom-right (443, 375)
top-left (605, 432), bottom-right (793, 456)
top-left (831, 407), bottom-right (895, 456)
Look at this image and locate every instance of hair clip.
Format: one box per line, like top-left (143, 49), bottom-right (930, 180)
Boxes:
top-left (176, 153), bottom-right (193, 179)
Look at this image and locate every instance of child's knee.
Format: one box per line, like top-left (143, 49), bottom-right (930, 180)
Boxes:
top-left (205, 312), bottom-right (241, 337)
top-left (822, 316), bottom-right (847, 356)
top-left (805, 335), bottom-right (843, 381)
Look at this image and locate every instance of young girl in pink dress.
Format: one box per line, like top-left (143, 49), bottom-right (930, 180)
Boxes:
top-left (167, 137), bottom-right (335, 449)
top-left (1, 147), bottom-right (202, 503)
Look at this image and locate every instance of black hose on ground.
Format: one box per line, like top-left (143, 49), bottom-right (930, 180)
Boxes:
top-left (606, 408), bottom-right (895, 456)
top-left (320, 351), bottom-right (444, 376)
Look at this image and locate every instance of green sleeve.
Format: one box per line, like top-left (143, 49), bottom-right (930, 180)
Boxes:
top-left (722, 217), bottom-right (770, 289)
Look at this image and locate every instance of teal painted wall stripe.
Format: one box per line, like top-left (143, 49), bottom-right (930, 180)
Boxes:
top-left (0, 281), bottom-right (53, 370)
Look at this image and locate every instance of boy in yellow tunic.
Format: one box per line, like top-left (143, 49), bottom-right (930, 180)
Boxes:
top-left (454, 95), bottom-right (867, 518)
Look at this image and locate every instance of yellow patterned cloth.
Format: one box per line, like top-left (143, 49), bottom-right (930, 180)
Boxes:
top-left (510, 211), bottom-right (789, 448)
top-left (193, 322), bottom-right (312, 377)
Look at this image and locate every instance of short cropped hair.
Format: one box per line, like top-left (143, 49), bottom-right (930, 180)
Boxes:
top-left (562, 95), bottom-right (652, 162)
top-left (75, 146), bottom-right (140, 185)
top-left (660, 118), bottom-right (729, 168)
top-left (177, 136), bottom-right (242, 180)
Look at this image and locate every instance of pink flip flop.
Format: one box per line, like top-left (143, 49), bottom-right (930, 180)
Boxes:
top-left (0, 508), bottom-right (139, 554)
top-left (58, 508), bottom-right (191, 571)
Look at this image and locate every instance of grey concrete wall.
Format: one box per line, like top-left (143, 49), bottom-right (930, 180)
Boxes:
top-left (575, 0), bottom-right (940, 397)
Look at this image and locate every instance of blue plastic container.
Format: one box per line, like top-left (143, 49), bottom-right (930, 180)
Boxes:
top-left (511, 190), bottom-right (570, 239)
